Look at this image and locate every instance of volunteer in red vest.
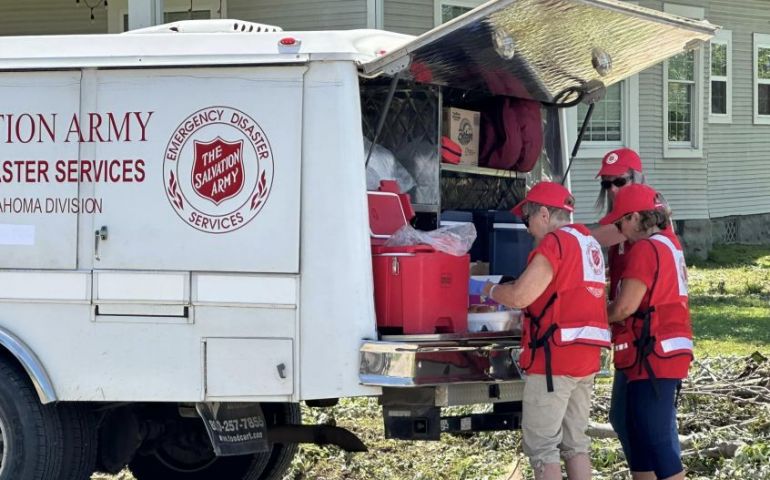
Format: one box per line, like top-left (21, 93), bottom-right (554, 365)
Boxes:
top-left (592, 148), bottom-right (681, 466)
top-left (601, 184), bottom-right (693, 480)
top-left (481, 182), bottom-right (610, 480)
top-left (592, 148), bottom-right (645, 296)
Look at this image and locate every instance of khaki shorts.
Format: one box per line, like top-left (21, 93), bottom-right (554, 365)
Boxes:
top-left (521, 373), bottom-right (595, 469)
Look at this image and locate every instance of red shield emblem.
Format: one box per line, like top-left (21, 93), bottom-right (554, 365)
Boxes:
top-left (592, 249), bottom-right (602, 267)
top-left (588, 245), bottom-right (604, 276)
top-left (192, 137), bottom-right (244, 205)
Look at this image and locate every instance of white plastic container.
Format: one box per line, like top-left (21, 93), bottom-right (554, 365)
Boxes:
top-left (468, 309), bottom-right (522, 333)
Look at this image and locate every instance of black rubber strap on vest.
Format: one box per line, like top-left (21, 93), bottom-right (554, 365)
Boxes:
top-left (526, 293), bottom-right (559, 392)
top-left (631, 241), bottom-right (661, 397)
top-left (540, 324), bottom-right (558, 392)
top-left (634, 310), bottom-right (659, 398)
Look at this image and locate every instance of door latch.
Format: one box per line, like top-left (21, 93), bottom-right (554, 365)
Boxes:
top-left (94, 226), bottom-right (108, 261)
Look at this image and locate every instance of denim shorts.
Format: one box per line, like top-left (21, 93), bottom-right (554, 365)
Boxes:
top-left (626, 379), bottom-right (683, 478)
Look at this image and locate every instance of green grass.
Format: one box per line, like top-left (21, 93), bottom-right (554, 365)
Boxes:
top-left (688, 244), bottom-right (770, 357)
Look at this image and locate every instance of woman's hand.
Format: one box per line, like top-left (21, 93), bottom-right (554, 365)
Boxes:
top-left (485, 255), bottom-right (553, 309)
top-left (608, 278), bottom-right (647, 323)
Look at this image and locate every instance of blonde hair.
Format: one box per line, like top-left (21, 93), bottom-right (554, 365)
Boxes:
top-left (595, 169), bottom-right (646, 213)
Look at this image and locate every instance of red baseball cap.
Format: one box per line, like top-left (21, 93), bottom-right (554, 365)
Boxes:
top-left (512, 181), bottom-right (575, 217)
top-left (596, 148), bottom-right (642, 177)
top-left (599, 184), bottom-right (663, 225)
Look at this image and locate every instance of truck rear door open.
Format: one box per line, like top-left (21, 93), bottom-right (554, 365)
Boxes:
top-left (361, 0), bottom-right (718, 102)
top-left (357, 0), bottom-right (718, 394)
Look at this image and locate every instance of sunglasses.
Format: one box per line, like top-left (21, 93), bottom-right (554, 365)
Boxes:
top-left (601, 177), bottom-right (631, 189)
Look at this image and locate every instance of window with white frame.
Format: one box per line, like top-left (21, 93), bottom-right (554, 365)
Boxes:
top-left (667, 51), bottom-right (697, 143)
top-left (709, 30), bottom-right (732, 122)
top-left (663, 3), bottom-right (704, 158)
top-left (434, 0), bottom-right (484, 26)
top-left (567, 77), bottom-right (639, 158)
top-left (578, 83), bottom-right (623, 143)
top-left (754, 33), bottom-right (770, 124)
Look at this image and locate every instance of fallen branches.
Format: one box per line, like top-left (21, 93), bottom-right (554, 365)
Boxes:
top-left (588, 353), bottom-right (770, 472)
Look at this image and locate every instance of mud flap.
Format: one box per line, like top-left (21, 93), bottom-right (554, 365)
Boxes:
top-left (196, 402), bottom-right (270, 456)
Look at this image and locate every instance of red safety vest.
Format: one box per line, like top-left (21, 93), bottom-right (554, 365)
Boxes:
top-left (608, 241), bottom-right (631, 301)
top-left (519, 226), bottom-right (611, 392)
top-left (612, 232), bottom-right (693, 381)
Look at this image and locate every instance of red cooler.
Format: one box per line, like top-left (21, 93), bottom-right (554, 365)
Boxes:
top-left (368, 185), bottom-right (469, 334)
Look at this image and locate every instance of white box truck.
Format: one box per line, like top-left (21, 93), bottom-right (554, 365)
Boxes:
top-left (0, 1), bottom-right (714, 478)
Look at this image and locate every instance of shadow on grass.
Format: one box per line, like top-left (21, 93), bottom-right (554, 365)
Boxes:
top-left (690, 244), bottom-right (770, 268)
top-left (691, 295), bottom-right (770, 347)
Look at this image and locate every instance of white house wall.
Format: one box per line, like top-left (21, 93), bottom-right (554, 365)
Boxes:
top-left (706, 0), bottom-right (770, 219)
top-left (383, 0), bottom-right (433, 36)
top-left (571, 0), bottom-right (707, 224)
top-left (635, 48), bottom-right (710, 221)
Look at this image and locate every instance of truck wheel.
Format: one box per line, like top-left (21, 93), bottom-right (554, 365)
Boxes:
top-left (57, 404), bottom-right (98, 480)
top-left (0, 358), bottom-right (64, 480)
top-left (129, 451), bottom-right (271, 480)
top-left (128, 414), bottom-right (271, 480)
top-left (129, 402), bottom-right (301, 480)
top-left (258, 403), bottom-right (301, 480)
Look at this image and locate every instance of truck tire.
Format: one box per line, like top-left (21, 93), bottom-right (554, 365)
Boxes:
top-left (128, 413), bottom-right (272, 480)
top-left (57, 404), bottom-right (98, 480)
top-left (129, 451), bottom-right (271, 480)
top-left (0, 358), bottom-right (64, 480)
top-left (129, 402), bottom-right (301, 480)
top-left (258, 402), bottom-right (301, 480)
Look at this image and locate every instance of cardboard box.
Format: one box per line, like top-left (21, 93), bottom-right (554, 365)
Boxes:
top-left (470, 261), bottom-right (490, 276)
top-left (443, 107), bottom-right (480, 166)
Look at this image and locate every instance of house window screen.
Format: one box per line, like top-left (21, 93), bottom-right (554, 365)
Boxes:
top-left (710, 42), bottom-right (727, 115)
top-left (577, 83), bottom-right (622, 142)
top-left (758, 47), bottom-right (770, 116)
top-left (442, 5), bottom-right (472, 22)
top-left (667, 51), bottom-right (696, 143)
top-left (436, 1), bottom-right (484, 25)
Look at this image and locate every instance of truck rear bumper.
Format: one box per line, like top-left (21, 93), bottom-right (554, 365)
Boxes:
top-left (359, 332), bottom-right (522, 386)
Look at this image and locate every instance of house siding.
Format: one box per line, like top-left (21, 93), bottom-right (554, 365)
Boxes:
top-left (573, 59), bottom-right (711, 223)
top-left (573, 0), bottom-right (770, 224)
top-left (384, 0), bottom-right (434, 36)
top-left (0, 0), bottom-right (107, 35)
top-left (228, 0), bottom-right (367, 31)
top-left (706, 0), bottom-right (770, 218)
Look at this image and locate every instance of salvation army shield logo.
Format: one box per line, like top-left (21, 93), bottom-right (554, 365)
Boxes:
top-left (589, 244), bottom-right (604, 276)
top-left (163, 106), bottom-right (274, 234)
top-left (192, 138), bottom-right (244, 205)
